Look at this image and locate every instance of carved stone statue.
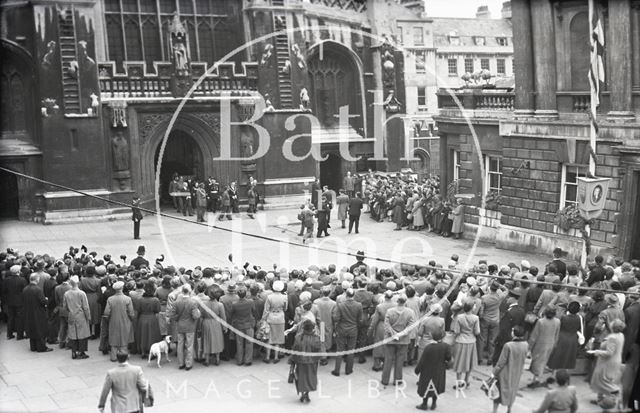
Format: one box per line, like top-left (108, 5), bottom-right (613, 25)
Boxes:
top-left (299, 87), bottom-right (310, 110)
top-left (111, 131), bottom-right (130, 171)
top-left (240, 131), bottom-right (254, 159)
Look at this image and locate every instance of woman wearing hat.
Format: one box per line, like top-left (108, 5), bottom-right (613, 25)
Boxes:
top-left (199, 289), bottom-right (227, 366)
top-left (134, 280), bottom-right (161, 358)
top-left (289, 319), bottom-right (322, 403)
top-left (80, 266), bottom-right (102, 339)
top-left (262, 280), bottom-right (288, 363)
top-left (547, 301), bottom-right (582, 372)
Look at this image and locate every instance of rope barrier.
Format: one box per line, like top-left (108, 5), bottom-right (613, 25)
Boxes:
top-left (1, 166), bottom-right (637, 296)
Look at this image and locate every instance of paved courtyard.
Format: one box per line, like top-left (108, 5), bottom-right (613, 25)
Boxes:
top-left (0, 208), bottom-right (600, 412)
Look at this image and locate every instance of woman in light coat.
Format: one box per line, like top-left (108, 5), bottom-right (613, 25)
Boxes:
top-left (451, 198), bottom-right (465, 239)
top-left (588, 319), bottom-right (626, 406)
top-left (528, 307), bottom-right (560, 387)
top-left (336, 189), bottom-right (349, 228)
top-left (262, 280), bottom-right (288, 363)
top-left (492, 325), bottom-right (529, 413)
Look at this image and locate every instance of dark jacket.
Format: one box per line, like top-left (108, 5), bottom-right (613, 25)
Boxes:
top-left (348, 197), bottom-right (364, 216)
top-left (130, 256), bottom-right (149, 270)
top-left (2, 274), bottom-right (27, 306)
top-left (229, 297), bottom-right (256, 330)
top-left (22, 283), bottom-right (48, 339)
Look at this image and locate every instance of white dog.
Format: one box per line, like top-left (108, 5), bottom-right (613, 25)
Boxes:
top-left (148, 336), bottom-right (171, 368)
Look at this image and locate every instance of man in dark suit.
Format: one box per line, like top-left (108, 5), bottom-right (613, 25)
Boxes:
top-left (132, 195), bottom-right (143, 240)
top-left (98, 351), bottom-right (148, 413)
top-left (23, 274), bottom-right (53, 352)
top-left (130, 246), bottom-right (149, 270)
top-left (2, 265), bottom-right (27, 340)
top-left (492, 297), bottom-right (525, 366)
top-left (347, 192), bottom-right (364, 234)
top-left (331, 288), bottom-right (363, 376)
top-left (229, 287), bottom-right (256, 366)
top-left (310, 178), bottom-right (320, 209)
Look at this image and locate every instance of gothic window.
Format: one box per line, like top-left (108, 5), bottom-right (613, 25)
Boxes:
top-left (1, 75), bottom-right (11, 132)
top-left (105, 0), bottom-right (228, 68)
top-left (10, 75), bottom-right (25, 131)
top-left (1, 72), bottom-right (29, 134)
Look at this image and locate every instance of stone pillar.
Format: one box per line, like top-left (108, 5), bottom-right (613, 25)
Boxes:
top-left (633, 4), bottom-right (640, 89)
top-left (511, 0), bottom-right (535, 117)
top-left (607, 0), bottom-right (635, 121)
top-left (531, 0), bottom-right (558, 119)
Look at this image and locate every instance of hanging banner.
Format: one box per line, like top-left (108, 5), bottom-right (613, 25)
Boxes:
top-left (577, 177), bottom-right (610, 220)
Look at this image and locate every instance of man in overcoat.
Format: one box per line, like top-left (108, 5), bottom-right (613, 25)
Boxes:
top-left (104, 281), bottom-right (136, 361)
top-left (23, 273), bottom-right (52, 352)
top-left (63, 275), bottom-right (91, 359)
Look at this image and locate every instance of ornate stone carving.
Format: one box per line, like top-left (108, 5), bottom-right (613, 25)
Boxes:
top-left (138, 113), bottom-right (172, 144)
top-left (111, 130), bottom-right (130, 172)
top-left (194, 113), bottom-right (220, 135)
top-left (108, 99), bottom-right (128, 127)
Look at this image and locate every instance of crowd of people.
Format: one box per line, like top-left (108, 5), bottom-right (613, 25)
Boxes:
top-left (1, 244), bottom-right (639, 412)
top-left (0, 237), bottom-right (640, 412)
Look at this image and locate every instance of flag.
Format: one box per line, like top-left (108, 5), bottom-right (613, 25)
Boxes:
top-left (588, 0), bottom-right (605, 108)
top-left (587, 0), bottom-right (604, 170)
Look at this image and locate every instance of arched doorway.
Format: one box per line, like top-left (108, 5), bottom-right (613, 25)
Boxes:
top-left (320, 152), bottom-right (342, 191)
top-left (409, 148), bottom-right (430, 180)
top-left (307, 41), bottom-right (365, 133)
top-left (154, 130), bottom-right (204, 204)
top-left (0, 168), bottom-right (19, 219)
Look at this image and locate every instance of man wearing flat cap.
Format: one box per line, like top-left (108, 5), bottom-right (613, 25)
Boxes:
top-left (381, 294), bottom-right (415, 386)
top-left (104, 281), bottom-right (136, 362)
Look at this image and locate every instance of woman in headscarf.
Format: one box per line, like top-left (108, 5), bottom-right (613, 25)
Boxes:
top-left (392, 191), bottom-right (405, 230)
top-left (262, 279), bottom-right (288, 363)
top-left (154, 275), bottom-right (172, 337)
top-left (411, 191), bottom-right (425, 231)
top-left (134, 280), bottom-right (161, 357)
top-left (289, 320), bottom-right (322, 403)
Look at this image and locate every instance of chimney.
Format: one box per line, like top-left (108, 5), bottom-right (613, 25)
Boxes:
top-left (501, 1), bottom-right (512, 19)
top-left (476, 5), bottom-right (491, 19)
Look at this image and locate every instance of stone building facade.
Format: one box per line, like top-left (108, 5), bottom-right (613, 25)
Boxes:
top-left (435, 0), bottom-right (640, 261)
top-left (0, 0), bottom-right (422, 222)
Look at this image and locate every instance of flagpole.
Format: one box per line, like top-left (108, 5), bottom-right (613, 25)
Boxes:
top-left (582, 0), bottom-right (598, 269)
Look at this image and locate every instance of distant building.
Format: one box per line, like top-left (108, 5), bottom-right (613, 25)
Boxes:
top-left (435, 0), bottom-right (640, 261)
top-left (395, 4), bottom-right (513, 179)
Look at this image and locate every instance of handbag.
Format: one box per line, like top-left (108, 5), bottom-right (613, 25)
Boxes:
top-left (481, 376), bottom-right (500, 400)
top-left (577, 314), bottom-right (585, 346)
top-left (407, 212), bottom-right (413, 220)
top-left (288, 363), bottom-right (296, 384)
top-left (524, 312), bottom-right (538, 324)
